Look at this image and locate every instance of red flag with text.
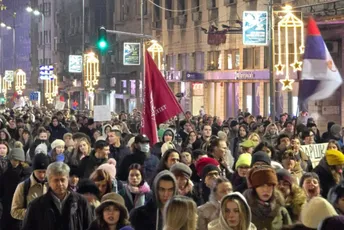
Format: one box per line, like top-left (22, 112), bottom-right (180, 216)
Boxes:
top-left (141, 51), bottom-right (183, 144)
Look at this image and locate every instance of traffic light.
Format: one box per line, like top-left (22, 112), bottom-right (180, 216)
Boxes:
top-left (97, 26), bottom-right (108, 53)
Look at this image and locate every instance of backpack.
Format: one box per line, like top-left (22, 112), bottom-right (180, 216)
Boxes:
top-left (23, 178), bottom-right (31, 209)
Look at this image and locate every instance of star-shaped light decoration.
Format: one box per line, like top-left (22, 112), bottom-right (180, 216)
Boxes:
top-left (45, 92), bottom-right (50, 97)
top-left (17, 89), bottom-right (23, 95)
top-left (92, 79), bottom-right (99, 85)
top-left (280, 78), bottom-right (295, 91)
top-left (85, 80), bottom-right (90, 87)
top-left (299, 45), bottom-right (305, 54)
top-left (47, 97), bottom-right (54, 104)
top-left (290, 61), bottom-right (303, 72)
top-left (88, 86), bottom-right (94, 92)
top-left (275, 63), bottom-right (285, 75)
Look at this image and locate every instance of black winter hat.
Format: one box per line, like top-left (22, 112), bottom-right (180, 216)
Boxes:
top-left (32, 153), bottom-right (50, 170)
top-left (230, 120), bottom-right (238, 128)
top-left (201, 164), bottom-right (220, 180)
top-left (318, 216), bottom-right (344, 229)
top-left (276, 169), bottom-right (294, 186)
top-left (251, 151), bottom-right (271, 167)
top-left (77, 179), bottom-right (100, 198)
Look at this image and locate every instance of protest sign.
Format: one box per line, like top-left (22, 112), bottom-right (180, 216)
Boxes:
top-left (94, 105), bottom-right (111, 122)
top-left (300, 143), bottom-right (328, 167)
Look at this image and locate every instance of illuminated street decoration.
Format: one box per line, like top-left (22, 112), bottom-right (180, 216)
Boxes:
top-left (45, 74), bottom-right (58, 104)
top-left (275, 5), bottom-right (304, 91)
top-left (147, 40), bottom-right (163, 70)
top-left (84, 52), bottom-right (100, 93)
top-left (14, 69), bottom-right (26, 95)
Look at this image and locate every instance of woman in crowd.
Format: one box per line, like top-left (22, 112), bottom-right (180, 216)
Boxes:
top-left (180, 148), bottom-right (192, 167)
top-left (313, 149), bottom-right (344, 197)
top-left (155, 149), bottom-right (181, 174)
top-left (88, 192), bottom-right (133, 230)
top-left (244, 166), bottom-right (291, 229)
top-left (19, 129), bottom-right (32, 155)
top-left (182, 131), bottom-right (197, 150)
top-left (280, 150), bottom-right (304, 184)
top-left (0, 141), bottom-right (9, 175)
top-left (299, 172), bottom-right (321, 202)
top-left (208, 192), bottom-right (257, 230)
top-left (248, 133), bottom-right (260, 148)
top-left (98, 160), bottom-right (124, 193)
top-left (231, 153), bottom-right (251, 193)
top-left (231, 124), bottom-right (249, 161)
top-left (290, 137), bottom-right (313, 172)
top-left (49, 139), bottom-right (66, 162)
top-left (67, 137), bottom-right (92, 166)
top-left (119, 163), bottom-right (151, 212)
top-left (90, 169), bottom-right (113, 199)
top-left (327, 180), bottom-right (344, 215)
top-left (163, 195), bottom-right (197, 230)
top-left (262, 123), bottom-right (279, 147)
top-left (276, 169), bottom-right (307, 222)
top-left (197, 177), bottom-right (233, 230)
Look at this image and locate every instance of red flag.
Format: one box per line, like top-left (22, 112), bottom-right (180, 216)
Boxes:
top-left (141, 52), bottom-right (183, 144)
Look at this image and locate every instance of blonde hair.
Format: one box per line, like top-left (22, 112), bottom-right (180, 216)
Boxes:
top-left (248, 133), bottom-right (260, 143)
top-left (163, 196), bottom-right (197, 230)
top-left (221, 197), bottom-right (248, 230)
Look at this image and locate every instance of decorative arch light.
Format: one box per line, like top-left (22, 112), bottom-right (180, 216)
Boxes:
top-left (84, 52), bottom-right (100, 93)
top-left (14, 69), bottom-right (26, 95)
top-left (275, 5), bottom-right (304, 91)
top-left (147, 40), bottom-right (164, 70)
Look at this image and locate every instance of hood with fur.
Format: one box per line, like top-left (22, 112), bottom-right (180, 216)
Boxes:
top-left (208, 192), bottom-right (257, 230)
top-left (152, 170), bottom-right (177, 208)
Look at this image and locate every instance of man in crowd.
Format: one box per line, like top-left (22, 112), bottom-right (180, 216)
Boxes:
top-left (22, 162), bottom-right (92, 230)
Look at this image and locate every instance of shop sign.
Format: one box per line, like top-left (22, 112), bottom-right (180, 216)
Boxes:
top-left (68, 55), bottom-right (83, 73)
top-left (4, 70), bottom-right (14, 82)
top-left (235, 71), bottom-right (255, 80)
top-left (123, 43), bottom-right (141, 65)
top-left (192, 83), bottom-right (203, 96)
top-left (185, 72), bottom-right (204, 80)
top-left (243, 11), bottom-right (268, 46)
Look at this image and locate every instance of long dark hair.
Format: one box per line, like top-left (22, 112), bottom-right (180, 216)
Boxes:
top-left (96, 203), bottom-right (130, 230)
top-left (156, 148), bottom-right (181, 172)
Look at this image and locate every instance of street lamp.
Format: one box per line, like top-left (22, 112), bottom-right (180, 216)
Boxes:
top-left (0, 23), bottom-right (5, 27)
top-left (26, 6), bottom-right (33, 13)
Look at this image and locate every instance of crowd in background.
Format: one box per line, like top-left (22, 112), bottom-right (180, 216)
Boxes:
top-left (0, 106), bottom-right (344, 229)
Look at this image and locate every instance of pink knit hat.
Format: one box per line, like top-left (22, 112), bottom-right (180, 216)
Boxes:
top-left (98, 159), bottom-right (117, 180)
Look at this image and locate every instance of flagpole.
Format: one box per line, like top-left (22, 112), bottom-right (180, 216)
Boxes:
top-left (140, 0), bottom-right (144, 110)
top-left (268, 0), bottom-right (276, 121)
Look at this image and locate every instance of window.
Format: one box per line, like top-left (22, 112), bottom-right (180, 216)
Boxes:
top-left (154, 0), bottom-right (161, 20)
top-left (207, 51), bottom-right (220, 70)
top-left (44, 31), bottom-right (48, 44)
top-left (225, 49), bottom-right (240, 70)
top-left (177, 0), bottom-right (185, 14)
top-left (195, 52), bottom-right (204, 71)
top-left (192, 0), bottom-right (200, 11)
top-left (165, 0), bottom-right (172, 18)
top-left (243, 47), bottom-right (260, 69)
top-left (179, 54), bottom-right (187, 70)
top-left (207, 0), bottom-right (216, 9)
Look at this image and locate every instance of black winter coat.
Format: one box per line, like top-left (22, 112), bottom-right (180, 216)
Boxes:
top-left (49, 123), bottom-right (68, 142)
top-left (313, 158), bottom-right (338, 198)
top-left (22, 190), bottom-right (93, 230)
top-left (78, 153), bottom-right (107, 178)
top-left (109, 144), bottom-right (131, 170)
top-left (130, 199), bottom-right (163, 230)
top-left (0, 163), bottom-right (31, 230)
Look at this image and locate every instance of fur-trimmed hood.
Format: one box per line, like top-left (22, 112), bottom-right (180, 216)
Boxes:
top-left (284, 184), bottom-right (307, 222)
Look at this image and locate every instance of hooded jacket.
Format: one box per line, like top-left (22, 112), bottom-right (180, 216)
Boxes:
top-left (208, 192), bottom-right (257, 230)
top-left (151, 128), bottom-right (175, 158)
top-left (313, 157), bottom-right (338, 198)
top-left (0, 128), bottom-right (15, 148)
top-left (130, 170), bottom-right (177, 230)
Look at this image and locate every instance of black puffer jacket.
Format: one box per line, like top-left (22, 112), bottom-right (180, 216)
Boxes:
top-left (22, 189), bottom-right (92, 230)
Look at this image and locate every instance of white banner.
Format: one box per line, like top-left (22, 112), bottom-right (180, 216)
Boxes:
top-left (94, 105), bottom-right (111, 122)
top-left (300, 143), bottom-right (328, 167)
top-left (55, 101), bottom-right (65, 110)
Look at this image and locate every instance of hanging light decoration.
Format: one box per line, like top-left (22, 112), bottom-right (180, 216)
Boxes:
top-left (147, 40), bottom-right (164, 70)
top-left (45, 74), bottom-right (58, 104)
top-left (14, 69), bottom-right (26, 95)
top-left (275, 5), bottom-right (304, 91)
top-left (84, 52), bottom-right (100, 93)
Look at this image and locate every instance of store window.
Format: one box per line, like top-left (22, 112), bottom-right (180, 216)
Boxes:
top-left (243, 47), bottom-right (260, 69)
top-left (207, 51), bottom-right (220, 70)
top-left (192, 83), bottom-right (204, 115)
top-left (225, 49), bottom-right (240, 70)
top-left (195, 51), bottom-right (204, 71)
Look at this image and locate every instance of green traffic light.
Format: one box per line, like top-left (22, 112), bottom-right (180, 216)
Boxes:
top-left (98, 40), bottom-right (107, 49)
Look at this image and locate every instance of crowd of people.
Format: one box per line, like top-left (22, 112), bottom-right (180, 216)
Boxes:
top-left (0, 107), bottom-right (344, 230)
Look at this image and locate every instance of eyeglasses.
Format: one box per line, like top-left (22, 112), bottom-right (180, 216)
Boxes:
top-left (206, 171), bottom-right (219, 177)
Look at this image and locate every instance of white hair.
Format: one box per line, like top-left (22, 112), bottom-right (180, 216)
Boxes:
top-left (46, 162), bottom-right (70, 181)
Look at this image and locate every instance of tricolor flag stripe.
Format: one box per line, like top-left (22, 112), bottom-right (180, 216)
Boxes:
top-left (303, 36), bottom-right (326, 60)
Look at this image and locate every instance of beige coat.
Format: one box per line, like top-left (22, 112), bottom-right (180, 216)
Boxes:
top-left (11, 174), bottom-right (48, 220)
top-left (197, 194), bottom-right (220, 230)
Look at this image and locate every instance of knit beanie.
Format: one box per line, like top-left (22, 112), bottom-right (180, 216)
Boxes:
top-left (201, 164), bottom-right (221, 180)
top-left (9, 148), bottom-right (25, 162)
top-left (240, 140), bottom-right (255, 148)
top-left (32, 153), bottom-right (50, 170)
top-left (247, 166), bottom-right (278, 188)
top-left (330, 124), bottom-right (341, 138)
top-left (325, 149), bottom-right (344, 166)
top-left (318, 216), bottom-right (344, 230)
top-left (235, 153), bottom-right (252, 169)
top-left (170, 162), bottom-right (192, 179)
top-left (77, 179), bottom-right (100, 198)
top-left (301, 197), bottom-right (338, 229)
top-left (51, 139), bottom-right (65, 150)
top-left (230, 120), bottom-right (238, 128)
top-left (251, 151), bottom-right (271, 167)
top-left (276, 169), bottom-right (294, 186)
top-left (196, 157), bottom-right (219, 177)
top-left (97, 160), bottom-right (117, 180)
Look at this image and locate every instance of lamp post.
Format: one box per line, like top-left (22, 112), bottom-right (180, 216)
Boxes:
top-left (27, 6), bottom-right (45, 104)
top-left (84, 52), bottom-right (100, 111)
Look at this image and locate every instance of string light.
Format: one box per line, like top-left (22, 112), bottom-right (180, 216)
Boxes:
top-left (275, 5), bottom-right (304, 90)
top-left (147, 40), bottom-right (164, 70)
top-left (45, 74), bottom-right (58, 104)
top-left (84, 52), bottom-right (99, 93)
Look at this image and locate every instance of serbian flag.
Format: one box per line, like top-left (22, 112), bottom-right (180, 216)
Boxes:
top-left (299, 17), bottom-right (342, 110)
top-left (141, 52), bottom-right (183, 144)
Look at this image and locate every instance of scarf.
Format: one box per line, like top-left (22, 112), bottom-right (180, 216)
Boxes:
top-left (126, 182), bottom-right (151, 208)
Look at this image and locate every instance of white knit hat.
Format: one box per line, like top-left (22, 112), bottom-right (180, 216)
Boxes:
top-left (51, 139), bottom-right (65, 150)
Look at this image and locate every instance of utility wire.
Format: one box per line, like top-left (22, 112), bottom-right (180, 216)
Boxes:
top-left (147, 0), bottom-right (203, 12)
